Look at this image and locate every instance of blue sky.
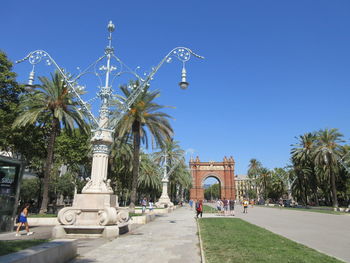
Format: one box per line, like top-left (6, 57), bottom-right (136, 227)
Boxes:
top-left (2, 1), bottom-right (350, 175)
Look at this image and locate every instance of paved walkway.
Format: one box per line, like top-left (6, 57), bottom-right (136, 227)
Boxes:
top-left (0, 225), bottom-right (53, 241)
top-left (72, 207), bottom-right (201, 263)
top-left (205, 204), bottom-right (350, 263)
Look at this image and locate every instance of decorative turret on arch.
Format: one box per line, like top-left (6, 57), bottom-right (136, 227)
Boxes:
top-left (189, 156), bottom-right (236, 201)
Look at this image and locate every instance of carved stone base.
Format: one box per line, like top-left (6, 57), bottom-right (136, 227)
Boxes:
top-left (155, 196), bottom-right (174, 208)
top-left (52, 225), bottom-right (120, 239)
top-left (55, 193), bottom-right (129, 238)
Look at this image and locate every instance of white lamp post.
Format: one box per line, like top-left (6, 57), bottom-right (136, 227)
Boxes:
top-left (17, 21), bottom-right (203, 238)
top-left (156, 154), bottom-right (174, 208)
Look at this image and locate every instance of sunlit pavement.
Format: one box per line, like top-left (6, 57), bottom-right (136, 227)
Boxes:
top-left (71, 207), bottom-right (201, 263)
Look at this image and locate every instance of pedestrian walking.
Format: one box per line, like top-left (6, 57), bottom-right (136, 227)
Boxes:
top-left (189, 199), bottom-right (193, 209)
top-left (216, 199), bottom-right (222, 213)
top-left (15, 204), bottom-right (33, 236)
top-left (195, 200), bottom-right (203, 218)
top-left (243, 199), bottom-right (249, 213)
top-left (141, 197), bottom-right (147, 213)
top-left (223, 198), bottom-right (229, 216)
top-left (229, 199), bottom-right (235, 216)
top-left (149, 200), bottom-right (154, 212)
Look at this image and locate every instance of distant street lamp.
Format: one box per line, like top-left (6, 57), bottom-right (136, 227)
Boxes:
top-left (17, 21), bottom-right (203, 238)
top-left (156, 154), bottom-right (174, 208)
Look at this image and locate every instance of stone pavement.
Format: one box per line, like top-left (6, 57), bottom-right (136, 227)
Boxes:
top-left (205, 203), bottom-right (350, 263)
top-left (0, 225), bottom-right (54, 241)
top-left (71, 207), bottom-right (201, 263)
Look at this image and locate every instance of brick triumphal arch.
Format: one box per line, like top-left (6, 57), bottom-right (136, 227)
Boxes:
top-left (189, 156), bottom-right (236, 201)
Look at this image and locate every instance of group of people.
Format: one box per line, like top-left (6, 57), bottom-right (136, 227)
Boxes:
top-left (188, 197), bottom-right (252, 218)
top-left (140, 197), bottom-right (154, 213)
top-left (216, 198), bottom-right (235, 216)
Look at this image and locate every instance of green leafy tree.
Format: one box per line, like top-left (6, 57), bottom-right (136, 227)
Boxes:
top-left (204, 183), bottom-right (220, 200)
top-left (269, 168), bottom-right (288, 200)
top-left (109, 139), bottom-right (134, 205)
top-left (0, 50), bottom-right (25, 154)
top-left (13, 71), bottom-right (88, 213)
top-left (19, 177), bottom-right (41, 205)
top-left (115, 82), bottom-right (173, 210)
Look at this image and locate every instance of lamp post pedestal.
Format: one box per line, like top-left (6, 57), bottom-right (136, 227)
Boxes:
top-left (156, 179), bottom-right (174, 208)
top-left (54, 130), bottom-right (129, 238)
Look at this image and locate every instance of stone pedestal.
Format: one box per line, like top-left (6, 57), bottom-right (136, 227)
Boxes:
top-left (155, 180), bottom-right (174, 208)
top-left (53, 193), bottom-right (129, 239)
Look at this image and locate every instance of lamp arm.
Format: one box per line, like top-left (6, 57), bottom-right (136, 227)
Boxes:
top-left (16, 50), bottom-right (99, 128)
top-left (109, 47), bottom-right (203, 129)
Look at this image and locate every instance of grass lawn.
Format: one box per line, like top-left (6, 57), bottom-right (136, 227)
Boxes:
top-left (259, 205), bottom-right (346, 215)
top-left (0, 239), bottom-right (48, 256)
top-left (130, 213), bottom-right (144, 217)
top-left (203, 205), bottom-right (218, 213)
top-left (198, 218), bottom-right (343, 263)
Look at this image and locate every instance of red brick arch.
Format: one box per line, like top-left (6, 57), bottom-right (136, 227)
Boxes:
top-left (190, 156), bottom-right (236, 201)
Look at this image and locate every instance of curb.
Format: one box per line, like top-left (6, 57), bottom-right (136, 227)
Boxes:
top-left (0, 239), bottom-right (77, 263)
top-left (196, 219), bottom-right (206, 263)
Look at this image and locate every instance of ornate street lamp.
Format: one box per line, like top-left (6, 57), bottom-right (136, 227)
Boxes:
top-left (17, 21), bottom-right (203, 238)
top-left (155, 154), bottom-right (176, 208)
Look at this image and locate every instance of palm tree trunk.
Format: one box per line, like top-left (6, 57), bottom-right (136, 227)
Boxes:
top-left (40, 117), bottom-right (59, 213)
top-left (129, 121), bottom-right (141, 211)
top-left (330, 170), bottom-right (339, 208)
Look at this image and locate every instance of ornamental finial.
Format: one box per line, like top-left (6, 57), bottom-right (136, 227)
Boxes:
top-left (107, 21), bottom-right (115, 33)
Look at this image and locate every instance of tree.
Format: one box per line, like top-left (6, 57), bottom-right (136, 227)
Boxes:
top-left (291, 133), bottom-right (319, 205)
top-left (0, 50), bottom-right (25, 154)
top-left (269, 168), bottom-right (288, 200)
top-left (258, 168), bottom-right (270, 200)
top-left (13, 71), bottom-right (88, 213)
top-left (204, 183), bottom-right (220, 200)
top-left (109, 139), bottom-right (134, 205)
top-left (115, 82), bottom-right (173, 210)
top-left (138, 152), bottom-right (162, 200)
top-left (19, 177), bottom-right (41, 205)
top-left (314, 128), bottom-right (344, 208)
top-left (247, 158), bottom-right (262, 198)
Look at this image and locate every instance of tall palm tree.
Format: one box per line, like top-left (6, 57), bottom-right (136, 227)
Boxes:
top-left (168, 160), bottom-right (192, 202)
top-left (258, 168), bottom-right (270, 200)
top-left (247, 159), bottom-right (262, 198)
top-left (314, 128), bottom-right (344, 208)
top-left (115, 81), bottom-right (173, 210)
top-left (291, 133), bottom-right (319, 205)
top-left (13, 71), bottom-right (87, 213)
top-left (138, 152), bottom-right (162, 199)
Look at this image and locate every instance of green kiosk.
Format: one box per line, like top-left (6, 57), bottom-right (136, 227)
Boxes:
top-left (0, 155), bottom-right (24, 232)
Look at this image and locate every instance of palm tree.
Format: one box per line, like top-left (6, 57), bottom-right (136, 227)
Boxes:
top-left (314, 128), bottom-right (344, 208)
top-left (291, 133), bottom-right (319, 205)
top-left (169, 160), bottom-right (192, 202)
top-left (247, 159), bottom-right (262, 198)
top-left (258, 168), bottom-right (270, 200)
top-left (13, 71), bottom-right (87, 213)
top-left (138, 152), bottom-right (162, 200)
top-left (115, 81), bottom-right (173, 210)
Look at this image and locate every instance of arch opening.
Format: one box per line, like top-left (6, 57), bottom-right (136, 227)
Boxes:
top-left (203, 176), bottom-right (221, 201)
